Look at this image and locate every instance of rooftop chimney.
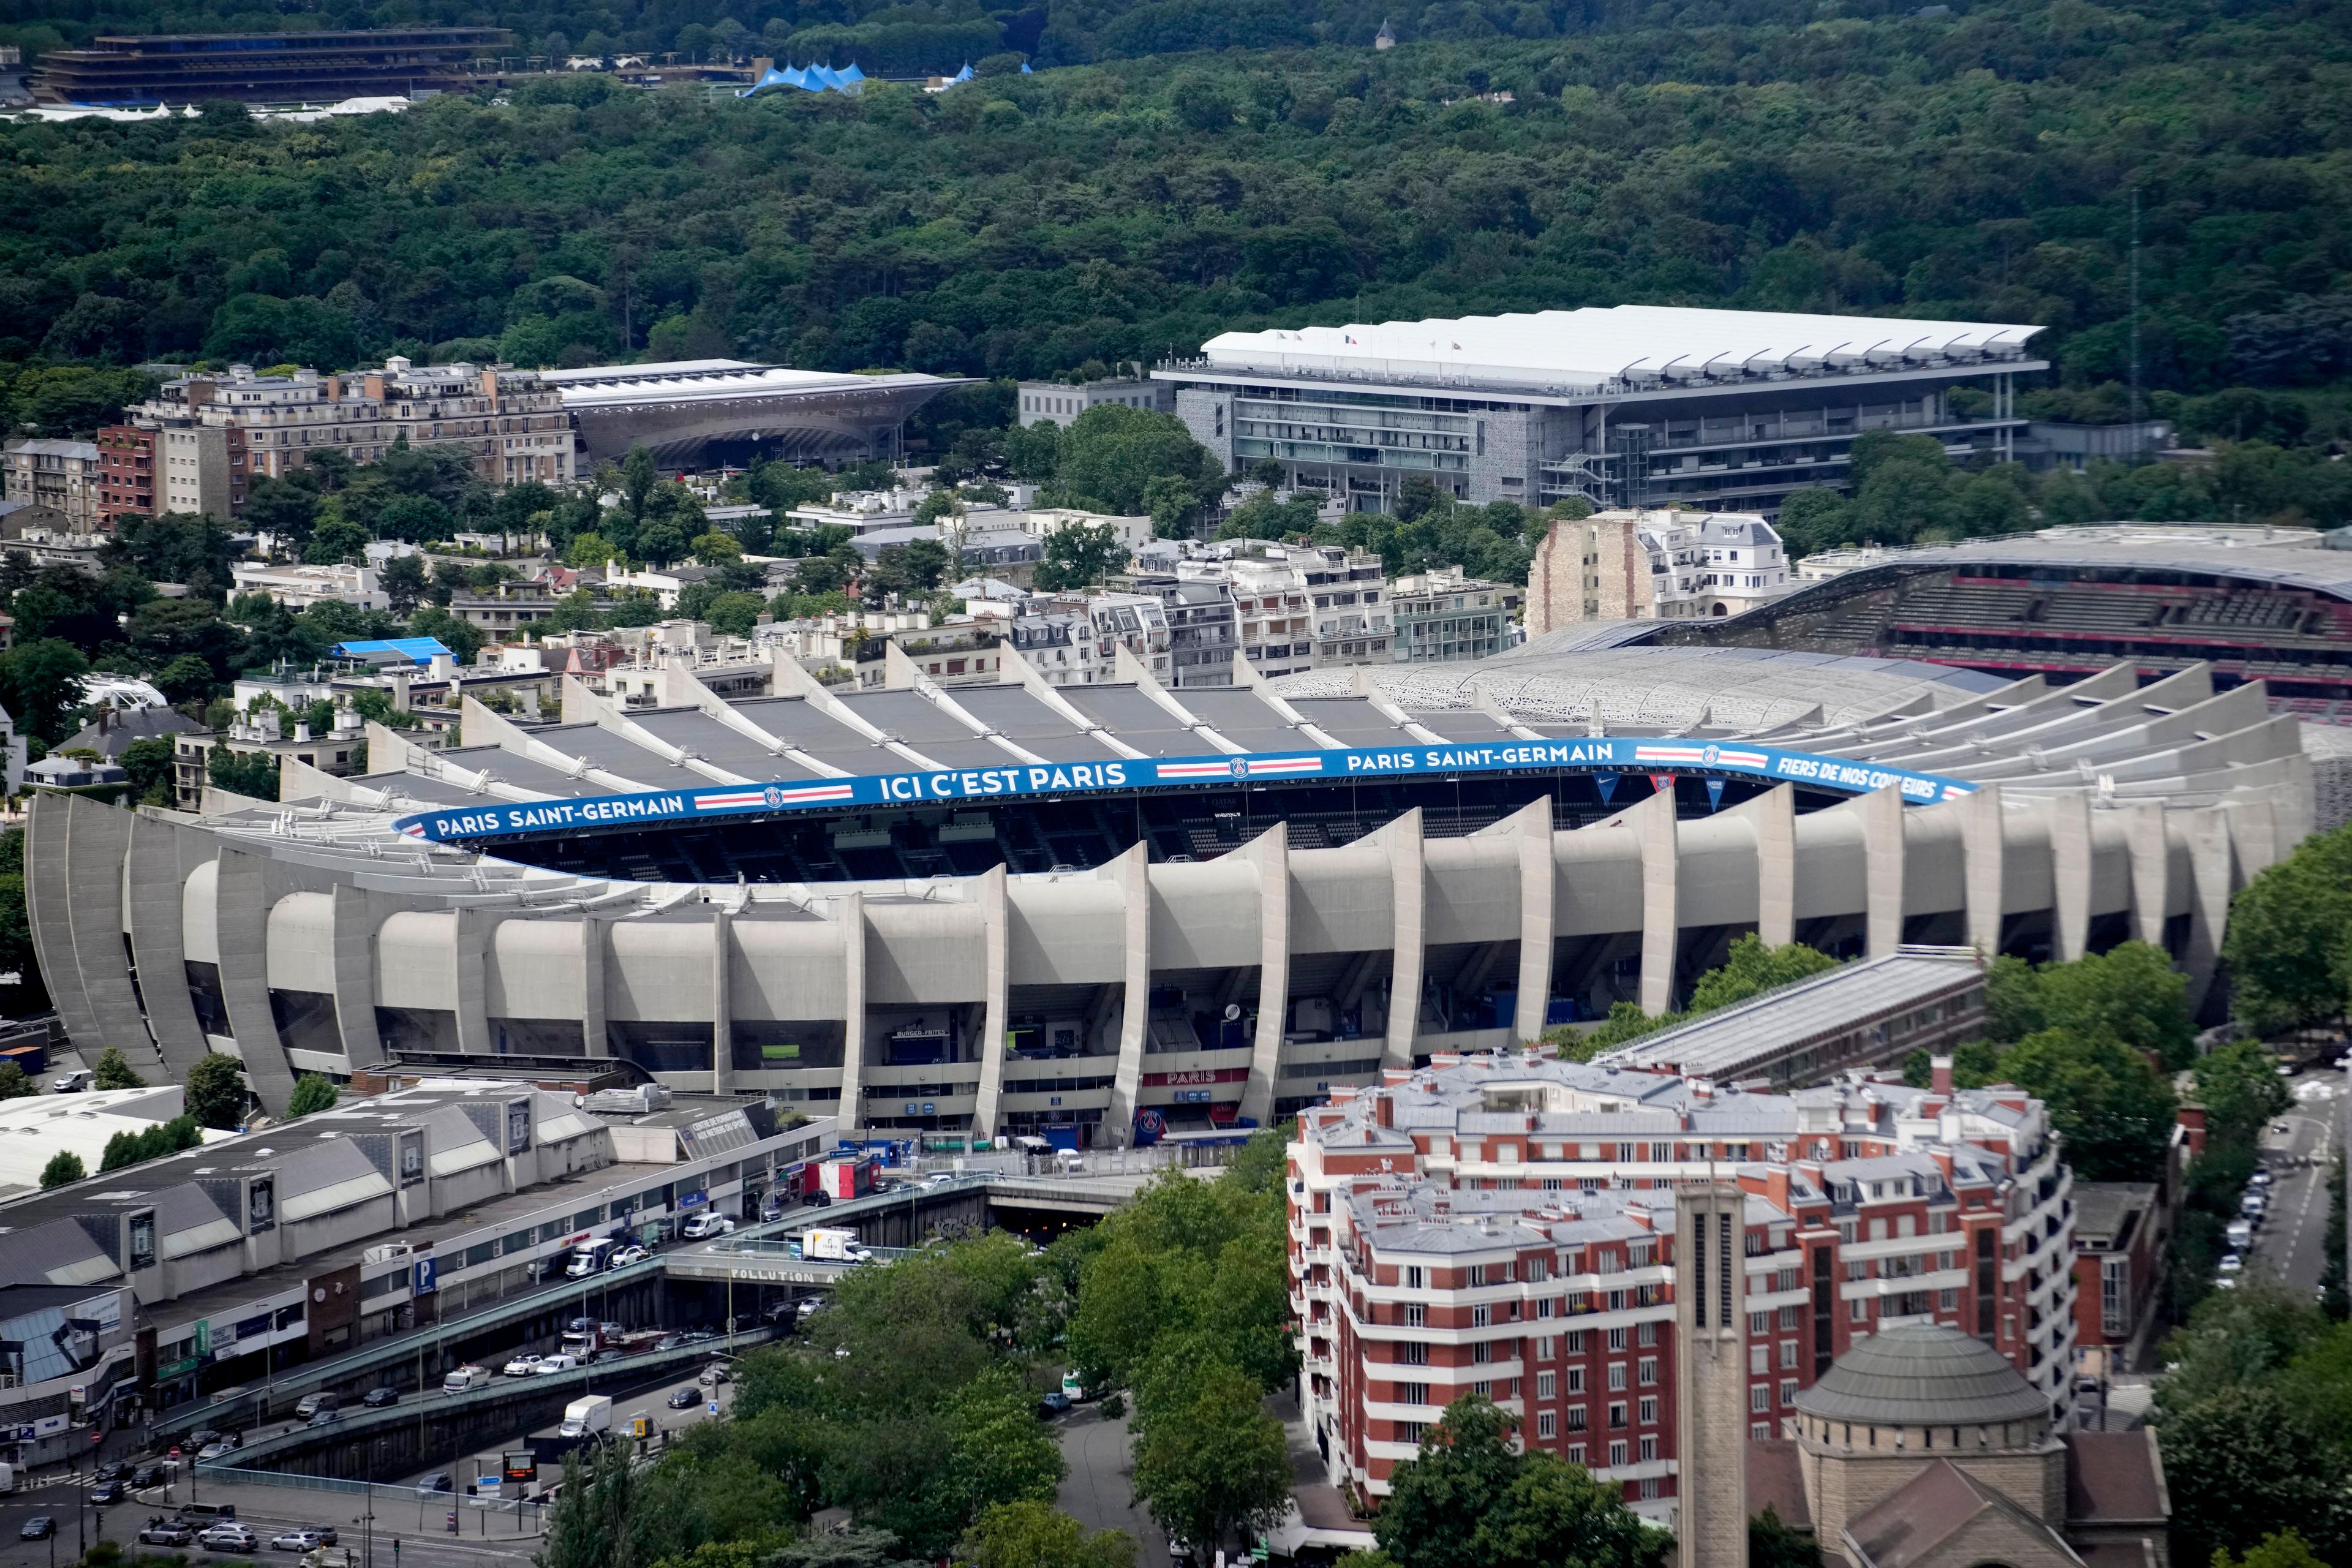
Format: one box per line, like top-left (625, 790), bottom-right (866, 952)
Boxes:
top-left (1931, 1053), bottom-right (1954, 1095)
top-left (1374, 1092), bottom-right (1394, 1129)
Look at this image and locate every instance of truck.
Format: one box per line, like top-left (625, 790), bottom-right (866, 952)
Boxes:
top-left (558, 1396), bottom-right (612, 1439)
top-left (799, 1227), bottom-right (862, 1261)
top-left (443, 1365), bottom-right (495, 1394)
top-left (818, 1155), bottom-right (877, 1201)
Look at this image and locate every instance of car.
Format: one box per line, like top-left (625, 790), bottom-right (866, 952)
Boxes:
top-left (94, 1459), bottom-right (127, 1482)
top-left (89, 1479), bottom-right (128, 1504)
top-left (1169, 1540), bottom-right (1194, 1562)
top-left (2215, 1274), bottom-right (2242, 1291)
top-left (592, 1348), bottom-right (630, 1364)
top-left (198, 1441), bottom-right (239, 1461)
top-left (797, 1298), bottom-right (820, 1317)
top-left (2275, 1121), bottom-right (2294, 1135)
top-left (806, 1189), bottom-right (831, 1208)
top-left (610, 1246), bottom-right (650, 1268)
top-left (139, 1519), bottom-right (196, 1547)
top-left (130, 1464), bottom-right (163, 1488)
top-left (314, 1526), bottom-right (339, 1545)
top-left (922, 1171), bottom-right (956, 1188)
top-left (417, 1472), bottom-right (453, 1498)
top-left (20, 1518), bottom-right (55, 1541)
top-left (696, 1364), bottom-right (733, 1387)
top-left (51, 1069), bottom-right (91, 1093)
top-left (271, 1530), bottom-right (324, 1552)
top-left (532, 1353), bottom-right (581, 1375)
top-left (361, 1385), bottom-right (400, 1408)
top-left (188, 1427), bottom-right (225, 1449)
top-left (566, 1316), bottom-right (598, 1332)
top-left (2251, 1169), bottom-right (2275, 1189)
top-left (600, 1321), bottom-right (625, 1338)
top-left (2218, 1251), bottom-right (2246, 1275)
top-left (293, 1392), bottom-right (336, 1420)
top-left (668, 1386), bottom-right (700, 1409)
top-left (655, 1333), bottom-right (685, 1351)
top-left (1036, 1390), bottom-right (1073, 1418)
top-left (760, 1202), bottom-right (787, 1223)
top-left (201, 1523), bottom-right (260, 1552)
top-left (502, 1354), bottom-right (544, 1377)
top-left (307, 1407), bottom-right (342, 1427)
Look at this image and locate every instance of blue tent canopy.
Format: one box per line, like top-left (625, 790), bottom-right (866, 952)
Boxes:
top-left (333, 637), bottom-right (451, 665)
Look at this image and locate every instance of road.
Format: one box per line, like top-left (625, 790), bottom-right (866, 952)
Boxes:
top-left (1054, 1402), bottom-right (1161, 1552)
top-left (2247, 1063), bottom-right (2340, 1300)
top-left (0, 1362), bottom-right (745, 1568)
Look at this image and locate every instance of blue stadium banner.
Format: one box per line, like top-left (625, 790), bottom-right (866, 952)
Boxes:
top-left (395, 739), bottom-right (1975, 845)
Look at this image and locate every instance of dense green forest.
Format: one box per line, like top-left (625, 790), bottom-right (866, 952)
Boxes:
top-left (2, 0), bottom-right (2349, 470)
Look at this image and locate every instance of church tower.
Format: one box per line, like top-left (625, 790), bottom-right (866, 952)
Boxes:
top-left (1675, 1180), bottom-right (1750, 1568)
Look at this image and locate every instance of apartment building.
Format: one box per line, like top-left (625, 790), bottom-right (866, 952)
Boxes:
top-left (1289, 1052), bottom-right (2076, 1514)
top-left (1528, 509), bottom-right (1792, 635)
top-left (1226, 545), bottom-right (1392, 678)
top-left (115, 357), bottom-right (574, 519)
top-left (993, 592), bottom-right (1173, 686)
top-left (1389, 565), bottom-right (1515, 663)
top-left (229, 560), bottom-right (385, 611)
top-left (94, 425), bottom-right (156, 524)
top-left (1, 438), bottom-right (102, 530)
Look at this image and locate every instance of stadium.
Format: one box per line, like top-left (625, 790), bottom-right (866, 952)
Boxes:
top-left (29, 633), bottom-right (2323, 1149)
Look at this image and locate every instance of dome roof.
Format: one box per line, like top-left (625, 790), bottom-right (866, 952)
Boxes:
top-left (1792, 1325), bottom-right (2052, 1428)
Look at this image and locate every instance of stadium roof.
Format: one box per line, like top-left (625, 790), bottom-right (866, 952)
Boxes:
top-left (1193, 305), bottom-right (2046, 396)
top-left (1795, 523), bottom-right (2352, 601)
top-left (540, 360), bottom-right (956, 409)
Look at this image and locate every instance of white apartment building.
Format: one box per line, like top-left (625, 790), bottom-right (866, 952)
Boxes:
top-left (228, 560), bottom-right (385, 611)
top-left (1528, 509), bottom-right (1792, 635)
top-left (993, 592), bottom-right (1172, 685)
top-left (120, 357), bottom-right (575, 519)
top-left (1226, 544), bottom-right (1392, 679)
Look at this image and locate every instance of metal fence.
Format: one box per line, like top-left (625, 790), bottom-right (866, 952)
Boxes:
top-left (195, 1464), bottom-right (551, 1537)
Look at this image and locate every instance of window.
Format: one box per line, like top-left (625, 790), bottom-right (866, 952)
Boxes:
top-left (1472, 1341), bottom-right (1496, 1365)
top-left (1567, 1330), bottom-right (1587, 1354)
top-left (1850, 1298), bottom-right (1869, 1322)
top-left (1780, 1379), bottom-right (1798, 1406)
top-left (1749, 1344), bottom-right (1768, 1374)
top-left (1608, 1440), bottom-right (1629, 1468)
top-left (1537, 1411), bottom-right (1556, 1439)
top-left (1567, 1406), bottom-right (1588, 1432)
top-left (1608, 1362), bottom-right (1627, 1390)
top-left (1405, 1267), bottom-right (1424, 1289)
top-left (1537, 1371), bottom-right (1556, 1400)
top-left (1751, 1384), bottom-right (1770, 1412)
top-left (1638, 1436), bottom-right (1659, 1461)
top-left (1637, 1321), bottom-right (1657, 1346)
top-left (1471, 1305), bottom-right (1490, 1328)
top-left (1535, 1335), bottom-right (1555, 1360)
top-left (1395, 1382), bottom-right (1428, 1406)
top-left (1608, 1403), bottom-right (1626, 1430)
top-left (1780, 1341), bottom-right (1798, 1369)
top-left (1638, 1356), bottom-right (1657, 1385)
top-left (1638, 1396), bottom-right (1657, 1425)
top-left (1395, 1422), bottom-right (1425, 1444)
top-left (1398, 1342), bottom-right (1428, 1365)
top-left (1607, 1327), bottom-right (1627, 1351)
top-left (1406, 1303), bottom-right (1427, 1327)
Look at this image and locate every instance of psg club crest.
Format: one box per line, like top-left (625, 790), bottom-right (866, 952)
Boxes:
top-left (1229, 758), bottom-right (1251, 780)
top-left (763, 785), bottom-right (788, 808)
top-left (1701, 744), bottom-right (1721, 767)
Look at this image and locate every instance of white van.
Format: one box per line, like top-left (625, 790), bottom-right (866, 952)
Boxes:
top-left (442, 1365), bottom-right (494, 1394)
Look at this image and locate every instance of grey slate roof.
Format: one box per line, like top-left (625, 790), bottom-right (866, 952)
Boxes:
top-left (1793, 1324), bottom-right (2052, 1427)
top-left (1593, 948), bottom-right (1981, 1079)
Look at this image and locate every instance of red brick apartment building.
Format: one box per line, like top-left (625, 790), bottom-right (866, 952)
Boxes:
top-left (1287, 1052), bottom-right (2076, 1518)
top-left (95, 424), bottom-right (155, 524)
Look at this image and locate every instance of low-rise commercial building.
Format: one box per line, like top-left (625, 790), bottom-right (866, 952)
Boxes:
top-left (1289, 1052), bottom-right (2078, 1512)
top-left (1017, 375), bottom-right (1175, 429)
top-left (230, 560), bottom-right (385, 611)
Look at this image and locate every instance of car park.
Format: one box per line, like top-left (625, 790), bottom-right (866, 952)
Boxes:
top-left (201, 1523), bottom-right (260, 1552)
top-left (89, 1479), bottom-right (127, 1504)
top-left (18, 1518), bottom-right (53, 1541)
top-left (361, 1386), bottom-right (400, 1408)
top-left (668, 1386), bottom-right (699, 1409)
top-left (502, 1354), bottom-right (544, 1376)
top-left (138, 1518), bottom-right (195, 1547)
top-left (271, 1530), bottom-right (324, 1552)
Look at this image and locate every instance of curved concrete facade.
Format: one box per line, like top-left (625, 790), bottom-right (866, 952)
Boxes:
top-left (32, 650), bottom-right (2313, 1137)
